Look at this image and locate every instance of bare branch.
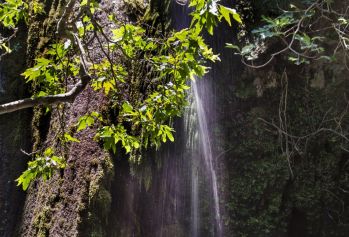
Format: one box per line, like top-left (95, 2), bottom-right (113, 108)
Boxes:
top-left (56, 0), bottom-right (78, 35)
top-left (258, 117), bottom-right (349, 143)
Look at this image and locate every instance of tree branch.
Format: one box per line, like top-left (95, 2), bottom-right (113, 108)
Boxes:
top-left (0, 73), bottom-right (90, 115)
top-left (0, 31), bottom-right (91, 115)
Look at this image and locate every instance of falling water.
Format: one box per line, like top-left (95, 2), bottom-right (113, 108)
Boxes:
top-left (109, 74), bottom-right (225, 237)
top-left (184, 89), bottom-right (200, 237)
top-left (192, 81), bottom-right (223, 237)
top-left (183, 75), bottom-right (223, 237)
top-left (156, 0), bottom-right (224, 236)
top-left (108, 1), bottom-right (227, 236)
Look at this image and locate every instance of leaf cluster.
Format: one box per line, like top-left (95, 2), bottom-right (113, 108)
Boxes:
top-left (0, 0), bottom-right (242, 188)
top-left (16, 148), bottom-right (66, 190)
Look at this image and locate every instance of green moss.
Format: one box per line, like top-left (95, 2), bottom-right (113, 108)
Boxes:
top-left (76, 155), bottom-right (114, 237)
top-left (27, 0), bottom-right (67, 151)
top-left (33, 205), bottom-right (51, 233)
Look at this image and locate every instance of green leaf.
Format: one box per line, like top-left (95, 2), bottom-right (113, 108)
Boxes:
top-left (226, 43), bottom-right (240, 52)
top-left (64, 133), bottom-right (80, 143)
top-left (133, 141), bottom-right (140, 149)
top-left (77, 119), bottom-right (87, 132)
top-left (81, 0), bottom-right (88, 6)
top-left (112, 27), bottom-right (125, 42)
top-left (122, 102), bottom-right (133, 113)
top-left (44, 147), bottom-right (54, 156)
top-left (35, 91), bottom-right (48, 97)
top-left (16, 170), bottom-right (33, 191)
top-left (219, 5), bottom-right (232, 26)
top-left (219, 5), bottom-right (242, 26)
top-left (241, 44), bottom-right (254, 55)
top-left (76, 112), bottom-right (102, 132)
top-left (0, 0), bottom-right (29, 28)
top-left (16, 148), bottom-right (66, 190)
top-left (166, 130), bottom-right (174, 142)
top-left (86, 116), bottom-right (95, 127)
top-left (1, 43), bottom-right (12, 53)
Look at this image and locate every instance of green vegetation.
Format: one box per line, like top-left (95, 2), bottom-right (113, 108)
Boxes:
top-left (16, 148), bottom-right (65, 190)
top-left (221, 0), bottom-right (349, 235)
top-left (229, 0), bottom-right (349, 67)
top-left (0, 0), bottom-right (241, 189)
top-left (2, 0), bottom-right (348, 235)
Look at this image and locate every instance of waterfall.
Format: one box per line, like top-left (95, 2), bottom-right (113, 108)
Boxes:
top-left (108, 1), bottom-right (228, 236)
top-left (192, 81), bottom-right (223, 236)
top-left (171, 1), bottom-right (224, 235)
top-left (184, 79), bottom-right (223, 237)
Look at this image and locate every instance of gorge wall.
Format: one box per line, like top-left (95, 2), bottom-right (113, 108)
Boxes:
top-left (0, 25), bottom-right (31, 237)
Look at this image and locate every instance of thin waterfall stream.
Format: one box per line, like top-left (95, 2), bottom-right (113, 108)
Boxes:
top-left (108, 2), bottom-right (227, 236)
top-left (106, 0), bottom-right (234, 235)
top-left (171, 1), bottom-right (224, 235)
top-left (192, 81), bottom-right (223, 237)
top-left (156, 1), bottom-right (225, 235)
top-left (185, 79), bottom-right (223, 237)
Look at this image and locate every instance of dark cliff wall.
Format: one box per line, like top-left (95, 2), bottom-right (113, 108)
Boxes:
top-left (220, 1), bottom-right (349, 236)
top-left (0, 25), bottom-right (31, 237)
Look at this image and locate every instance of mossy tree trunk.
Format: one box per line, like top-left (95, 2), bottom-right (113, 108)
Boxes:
top-left (5, 1), bottom-right (115, 237)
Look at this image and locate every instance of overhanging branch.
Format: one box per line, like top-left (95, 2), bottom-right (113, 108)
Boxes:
top-left (0, 73), bottom-right (90, 115)
top-left (0, 31), bottom-right (92, 115)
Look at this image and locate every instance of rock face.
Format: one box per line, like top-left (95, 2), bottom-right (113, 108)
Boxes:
top-left (0, 30), bottom-right (31, 237)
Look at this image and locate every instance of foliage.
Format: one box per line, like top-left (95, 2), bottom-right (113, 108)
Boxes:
top-left (16, 148), bottom-right (66, 190)
top-left (21, 42), bottom-right (79, 96)
top-left (189, 0), bottom-right (241, 34)
top-left (0, 0), bottom-right (241, 189)
top-left (220, 0), bottom-right (349, 231)
top-left (0, 0), bottom-right (28, 28)
top-left (76, 111), bottom-right (103, 132)
top-left (228, 0), bottom-right (349, 67)
top-left (0, 0), bottom-right (44, 56)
